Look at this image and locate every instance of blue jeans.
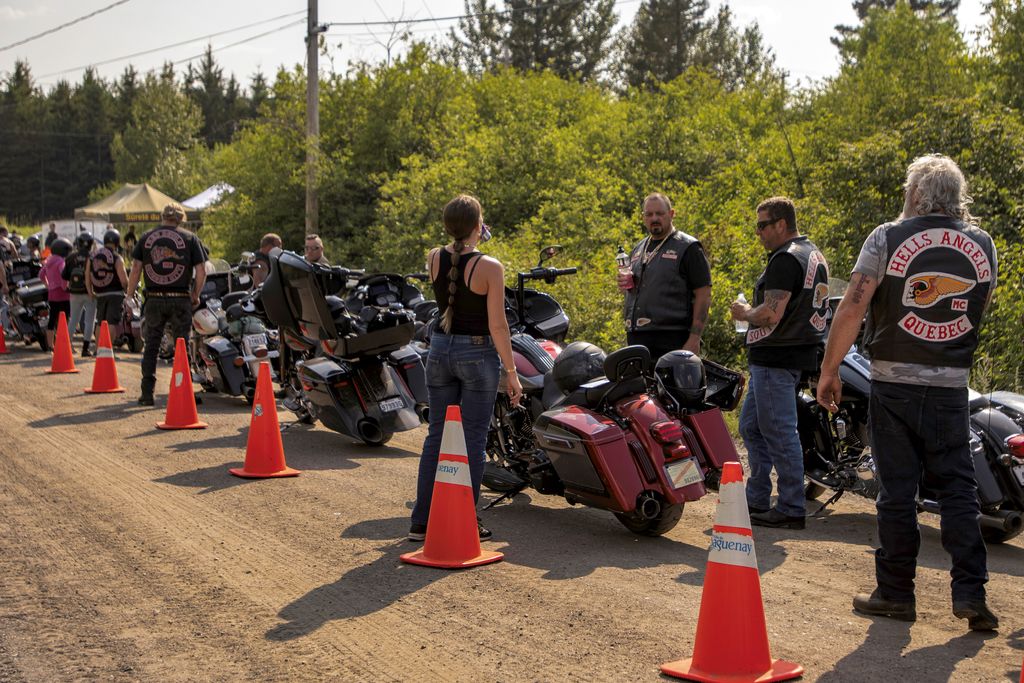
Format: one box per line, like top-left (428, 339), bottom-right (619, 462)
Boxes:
top-left (870, 380), bottom-right (987, 602)
top-left (740, 364), bottom-right (805, 517)
top-left (411, 333), bottom-right (501, 526)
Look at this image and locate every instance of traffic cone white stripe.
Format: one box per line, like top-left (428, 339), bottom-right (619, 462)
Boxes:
top-left (708, 530), bottom-right (759, 569)
top-left (96, 346), bottom-right (114, 359)
top-left (713, 480), bottom-right (752, 530)
top-left (439, 417), bottom-right (468, 457)
top-left (434, 454), bottom-right (472, 487)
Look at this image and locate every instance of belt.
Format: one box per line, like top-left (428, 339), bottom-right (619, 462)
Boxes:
top-left (145, 291), bottom-right (190, 298)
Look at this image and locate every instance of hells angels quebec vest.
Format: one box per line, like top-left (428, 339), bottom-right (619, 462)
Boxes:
top-left (746, 236), bottom-right (830, 348)
top-left (864, 215), bottom-right (995, 368)
top-left (624, 230), bottom-right (701, 333)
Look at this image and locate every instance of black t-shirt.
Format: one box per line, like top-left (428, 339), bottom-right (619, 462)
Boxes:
top-left (748, 252), bottom-right (820, 370)
top-left (644, 238), bottom-right (712, 290)
top-left (44, 231), bottom-right (58, 248)
top-left (132, 226), bottom-right (206, 293)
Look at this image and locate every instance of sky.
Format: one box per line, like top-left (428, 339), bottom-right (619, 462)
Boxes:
top-left (0, 0), bottom-right (990, 91)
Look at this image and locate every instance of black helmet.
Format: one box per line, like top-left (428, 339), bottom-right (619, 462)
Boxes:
top-left (103, 229), bottom-right (121, 248)
top-left (50, 237), bottom-right (73, 258)
top-left (656, 350), bottom-right (707, 408)
top-left (26, 235), bottom-right (40, 249)
top-left (75, 232), bottom-right (94, 253)
top-left (551, 341), bottom-right (606, 393)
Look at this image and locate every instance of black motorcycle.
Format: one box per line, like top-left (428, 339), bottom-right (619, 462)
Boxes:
top-left (262, 250), bottom-right (421, 446)
top-left (6, 259), bottom-right (49, 351)
top-left (798, 281), bottom-right (1024, 544)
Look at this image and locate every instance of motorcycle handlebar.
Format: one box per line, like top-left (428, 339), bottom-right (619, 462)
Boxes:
top-left (518, 266), bottom-right (578, 282)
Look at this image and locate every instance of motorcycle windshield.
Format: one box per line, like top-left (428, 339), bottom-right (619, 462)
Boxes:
top-left (275, 251), bottom-right (338, 341)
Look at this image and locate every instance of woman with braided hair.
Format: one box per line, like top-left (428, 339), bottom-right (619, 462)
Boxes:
top-left (408, 194), bottom-right (523, 543)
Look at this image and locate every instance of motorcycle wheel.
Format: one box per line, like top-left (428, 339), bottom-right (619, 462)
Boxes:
top-left (981, 525), bottom-right (1022, 545)
top-left (614, 503), bottom-right (683, 537)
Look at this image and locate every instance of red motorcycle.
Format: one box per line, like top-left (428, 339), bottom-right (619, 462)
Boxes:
top-left (483, 342), bottom-right (745, 536)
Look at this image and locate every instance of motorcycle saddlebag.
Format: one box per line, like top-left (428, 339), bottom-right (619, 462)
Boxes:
top-left (389, 344), bottom-right (428, 407)
top-left (685, 407), bottom-right (741, 470)
top-left (534, 405), bottom-right (646, 513)
top-left (15, 279), bottom-right (48, 306)
top-left (202, 335), bottom-right (245, 395)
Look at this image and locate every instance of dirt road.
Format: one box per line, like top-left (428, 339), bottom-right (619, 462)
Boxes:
top-left (0, 349), bottom-right (1021, 682)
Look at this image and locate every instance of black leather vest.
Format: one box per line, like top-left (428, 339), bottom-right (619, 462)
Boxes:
top-left (624, 230), bottom-right (701, 332)
top-left (746, 236), bottom-right (829, 348)
top-left (864, 215), bottom-right (994, 368)
top-left (89, 247), bottom-right (123, 294)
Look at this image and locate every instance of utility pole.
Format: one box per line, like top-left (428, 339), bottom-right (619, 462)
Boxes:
top-left (305, 0), bottom-right (326, 236)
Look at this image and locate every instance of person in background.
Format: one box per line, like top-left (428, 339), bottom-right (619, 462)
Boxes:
top-left (730, 196), bottom-right (830, 530)
top-left (44, 223), bottom-right (58, 249)
top-left (304, 234), bottom-right (330, 266)
top-left (64, 233), bottom-right (98, 356)
top-left (251, 233), bottom-right (283, 287)
top-left (408, 195), bottom-right (523, 543)
top-left (817, 154), bottom-right (998, 631)
top-left (39, 238), bottom-right (73, 350)
top-left (86, 229), bottom-right (129, 347)
top-left (618, 193), bottom-right (712, 359)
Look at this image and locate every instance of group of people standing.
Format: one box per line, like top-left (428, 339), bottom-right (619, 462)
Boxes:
top-left (412, 153), bottom-right (997, 632)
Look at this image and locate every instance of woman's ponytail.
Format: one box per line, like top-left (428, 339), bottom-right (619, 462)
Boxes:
top-left (438, 195), bottom-right (482, 333)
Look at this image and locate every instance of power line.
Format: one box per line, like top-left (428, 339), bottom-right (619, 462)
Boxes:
top-left (326, 0), bottom-right (633, 27)
top-left (170, 20), bottom-right (306, 67)
top-left (38, 10), bottom-right (307, 79)
top-left (0, 0), bottom-right (134, 52)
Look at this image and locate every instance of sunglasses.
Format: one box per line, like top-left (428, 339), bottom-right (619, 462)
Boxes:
top-left (755, 218), bottom-right (778, 232)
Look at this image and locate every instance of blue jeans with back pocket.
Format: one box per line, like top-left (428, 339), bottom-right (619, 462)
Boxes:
top-left (411, 332), bottom-right (501, 526)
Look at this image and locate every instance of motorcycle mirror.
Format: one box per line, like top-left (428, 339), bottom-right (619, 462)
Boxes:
top-left (240, 250), bottom-right (254, 262)
top-left (537, 245), bottom-right (562, 267)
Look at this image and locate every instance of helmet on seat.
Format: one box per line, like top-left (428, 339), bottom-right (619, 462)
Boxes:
top-left (655, 350), bottom-right (707, 408)
top-left (50, 238), bottom-right (73, 258)
top-left (551, 341), bottom-right (606, 394)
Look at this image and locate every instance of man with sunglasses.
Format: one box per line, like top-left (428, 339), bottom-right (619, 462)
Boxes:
top-left (730, 197), bottom-right (830, 529)
top-left (304, 234), bottom-right (330, 266)
top-left (618, 193), bottom-right (712, 359)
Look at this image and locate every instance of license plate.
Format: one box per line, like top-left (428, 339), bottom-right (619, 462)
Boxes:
top-left (379, 397), bottom-right (404, 413)
top-left (244, 333), bottom-right (268, 349)
top-left (1013, 464), bottom-right (1024, 488)
top-left (665, 457), bottom-right (704, 489)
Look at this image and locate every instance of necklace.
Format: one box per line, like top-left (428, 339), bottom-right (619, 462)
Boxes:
top-left (641, 230), bottom-right (673, 266)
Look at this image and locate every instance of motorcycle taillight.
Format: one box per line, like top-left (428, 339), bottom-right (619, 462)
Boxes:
top-left (1006, 434), bottom-right (1024, 458)
top-left (538, 339), bottom-right (561, 360)
top-left (651, 420), bottom-right (684, 444)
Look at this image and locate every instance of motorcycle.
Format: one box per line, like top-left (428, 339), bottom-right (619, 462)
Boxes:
top-left (797, 280), bottom-right (1024, 544)
top-left (6, 259), bottom-right (49, 352)
top-left (483, 341), bottom-right (746, 536)
top-left (505, 245), bottom-right (574, 349)
top-left (189, 258), bottom-right (277, 402)
top-left (261, 250), bottom-right (421, 446)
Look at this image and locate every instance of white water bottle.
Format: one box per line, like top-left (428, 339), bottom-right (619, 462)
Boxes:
top-left (734, 292), bottom-right (749, 334)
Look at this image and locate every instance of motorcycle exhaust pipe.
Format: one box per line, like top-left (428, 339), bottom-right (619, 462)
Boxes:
top-left (979, 509), bottom-right (1023, 534)
top-left (416, 404), bottom-right (429, 422)
top-left (637, 495), bottom-right (661, 520)
top-left (357, 418), bottom-right (384, 444)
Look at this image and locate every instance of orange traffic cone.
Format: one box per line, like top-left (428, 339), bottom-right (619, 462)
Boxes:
top-left (0, 324), bottom-right (10, 354)
top-left (156, 337), bottom-right (207, 430)
top-left (48, 311), bottom-right (79, 374)
top-left (401, 405), bottom-right (503, 569)
top-left (661, 461), bottom-right (803, 683)
top-left (229, 361), bottom-right (299, 478)
top-left (84, 321), bottom-right (125, 393)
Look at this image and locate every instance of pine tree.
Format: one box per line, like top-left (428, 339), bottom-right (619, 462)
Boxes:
top-left (448, 0), bottom-right (617, 80)
top-left (184, 45), bottom-right (228, 146)
top-left (619, 0), bottom-right (709, 89)
top-left (833, 0), bottom-right (960, 54)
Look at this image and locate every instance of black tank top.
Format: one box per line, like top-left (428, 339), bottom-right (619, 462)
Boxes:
top-left (432, 249), bottom-right (490, 336)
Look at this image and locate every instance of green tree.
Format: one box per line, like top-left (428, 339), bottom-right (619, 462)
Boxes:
top-left (448, 0), bottom-right (617, 80)
top-left (617, 0), bottom-right (709, 89)
top-left (111, 73), bottom-right (203, 183)
top-left (980, 0), bottom-right (1024, 112)
top-left (833, 0), bottom-right (961, 60)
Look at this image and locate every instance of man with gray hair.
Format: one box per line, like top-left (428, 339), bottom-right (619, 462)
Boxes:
top-left (817, 154), bottom-right (998, 631)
